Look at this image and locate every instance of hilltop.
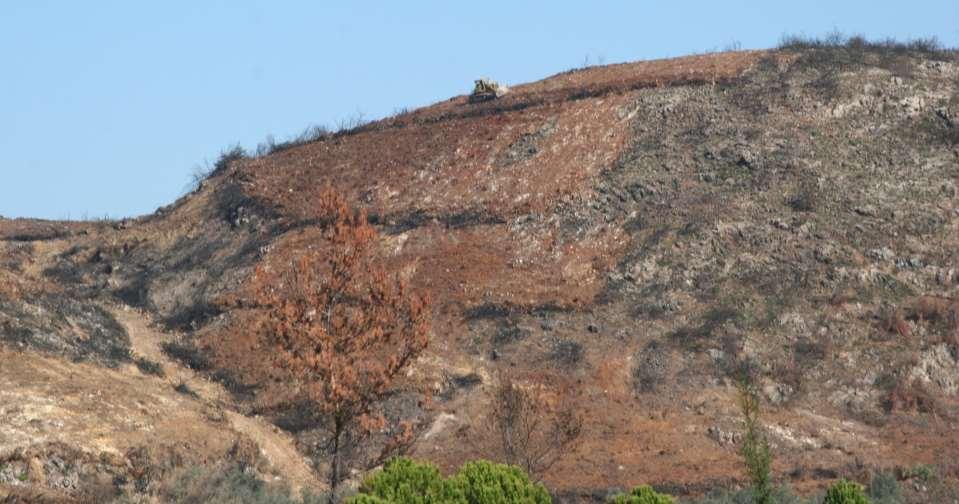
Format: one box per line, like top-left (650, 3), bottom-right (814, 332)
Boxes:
top-left (1, 43), bottom-right (958, 502)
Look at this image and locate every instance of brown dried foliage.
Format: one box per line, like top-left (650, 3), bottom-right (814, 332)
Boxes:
top-left (881, 309), bottom-right (912, 339)
top-left (0, 271), bottom-right (17, 299)
top-left (882, 297), bottom-right (959, 350)
top-left (472, 373), bottom-right (584, 481)
top-left (884, 379), bottom-right (943, 416)
top-left (250, 184), bottom-right (430, 498)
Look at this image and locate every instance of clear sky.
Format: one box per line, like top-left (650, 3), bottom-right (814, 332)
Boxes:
top-left (2, 1), bottom-right (957, 219)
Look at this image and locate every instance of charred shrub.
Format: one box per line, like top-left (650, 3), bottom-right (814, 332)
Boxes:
top-left (671, 306), bottom-right (742, 352)
top-left (550, 339), bottom-right (584, 368)
top-left (632, 341), bottom-right (668, 393)
top-left (256, 125), bottom-right (331, 156)
top-left (471, 374), bottom-right (583, 481)
top-left (162, 341), bottom-right (211, 371)
top-left (779, 32), bottom-right (947, 55)
top-left (787, 178), bottom-right (821, 212)
top-left (188, 145), bottom-right (249, 192)
top-left (437, 371), bottom-right (484, 400)
top-left (779, 32), bottom-right (953, 74)
top-left (212, 145), bottom-right (248, 175)
top-left (491, 321), bottom-right (531, 347)
top-left (135, 357), bottom-right (165, 377)
top-left (163, 301), bottom-right (224, 332)
top-left (775, 336), bottom-right (829, 397)
top-left (173, 380), bottom-right (200, 399)
top-left (882, 378), bottom-right (942, 415)
top-left (212, 369), bottom-right (257, 399)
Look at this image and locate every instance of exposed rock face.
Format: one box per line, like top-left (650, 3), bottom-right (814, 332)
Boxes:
top-left (2, 47), bottom-right (959, 500)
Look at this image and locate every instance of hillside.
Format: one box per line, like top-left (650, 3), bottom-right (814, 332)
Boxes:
top-left (2, 44), bottom-right (958, 502)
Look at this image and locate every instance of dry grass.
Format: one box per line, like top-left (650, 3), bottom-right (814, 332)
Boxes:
top-left (882, 297), bottom-right (959, 347)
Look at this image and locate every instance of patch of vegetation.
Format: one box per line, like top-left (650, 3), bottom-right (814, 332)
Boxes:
top-left (161, 341), bottom-right (212, 371)
top-left (881, 377), bottom-right (942, 415)
top-left (163, 300), bottom-right (225, 332)
top-left (157, 463), bottom-right (321, 504)
top-left (173, 380), bottom-right (200, 399)
top-left (436, 371), bottom-right (484, 400)
top-left (787, 177), bottom-right (822, 212)
top-left (867, 471), bottom-right (902, 504)
top-left (632, 340), bottom-right (668, 393)
top-left (135, 357), bottom-right (165, 377)
top-left (823, 479), bottom-right (869, 504)
top-left (463, 302), bottom-right (574, 321)
top-left (255, 125), bottom-right (331, 156)
top-left (670, 306), bottom-right (744, 351)
top-left (491, 322), bottom-right (531, 347)
top-left (348, 457), bottom-right (452, 503)
top-left (188, 145), bottom-right (249, 192)
top-left (777, 32), bottom-right (955, 102)
top-left (900, 463), bottom-right (937, 483)
top-left (350, 458), bottom-right (550, 504)
top-left (607, 485), bottom-right (675, 503)
top-left (737, 375), bottom-right (773, 504)
top-left (779, 31), bottom-right (953, 80)
top-left (779, 31), bottom-right (950, 57)
top-left (690, 487), bottom-right (811, 504)
top-left (473, 374), bottom-right (583, 481)
top-left (549, 339), bottom-right (584, 368)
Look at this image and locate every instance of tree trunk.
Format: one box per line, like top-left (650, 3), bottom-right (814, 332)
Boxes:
top-left (329, 419), bottom-right (342, 504)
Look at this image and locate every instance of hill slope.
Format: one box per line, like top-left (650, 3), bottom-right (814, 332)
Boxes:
top-left (2, 46), bottom-right (958, 501)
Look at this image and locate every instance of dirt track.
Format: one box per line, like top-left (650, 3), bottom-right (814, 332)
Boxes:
top-left (109, 306), bottom-right (322, 495)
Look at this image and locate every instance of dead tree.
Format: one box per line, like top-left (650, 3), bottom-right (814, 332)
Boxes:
top-left (251, 185), bottom-right (430, 501)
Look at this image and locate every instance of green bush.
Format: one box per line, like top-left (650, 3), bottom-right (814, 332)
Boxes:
top-left (823, 479), bottom-right (870, 504)
top-left (736, 377), bottom-right (773, 504)
top-left (867, 471), bottom-right (902, 504)
top-left (607, 485), bottom-right (675, 504)
top-left (350, 458), bottom-right (550, 504)
top-left (451, 460), bottom-right (550, 504)
top-left (351, 458), bottom-right (456, 504)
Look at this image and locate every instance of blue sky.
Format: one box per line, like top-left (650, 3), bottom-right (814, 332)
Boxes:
top-left (2, 1), bottom-right (957, 219)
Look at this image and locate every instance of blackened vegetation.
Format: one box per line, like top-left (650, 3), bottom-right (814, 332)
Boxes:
top-left (0, 296), bottom-right (131, 366)
top-left (779, 32), bottom-right (953, 61)
top-left (464, 303), bottom-right (577, 357)
top-left (549, 339), bottom-right (584, 368)
top-left (161, 341), bottom-right (212, 371)
top-left (131, 185), bottom-right (272, 331)
top-left (173, 381), bottom-right (200, 399)
top-left (436, 371), bottom-right (484, 401)
top-left (135, 357), bottom-right (165, 377)
top-left (369, 208), bottom-right (507, 235)
top-left (669, 306), bottom-right (744, 351)
top-left (464, 301), bottom-right (575, 321)
top-left (495, 120), bottom-right (556, 168)
top-left (633, 340), bottom-right (668, 393)
top-left (2, 228), bottom-right (74, 242)
top-left (492, 322), bottom-right (531, 347)
top-left (775, 33), bottom-right (957, 103)
top-left (212, 368), bottom-right (259, 400)
top-left (787, 176), bottom-right (822, 212)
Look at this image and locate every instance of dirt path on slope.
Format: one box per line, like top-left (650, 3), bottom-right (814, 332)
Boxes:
top-left (108, 305), bottom-right (322, 495)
